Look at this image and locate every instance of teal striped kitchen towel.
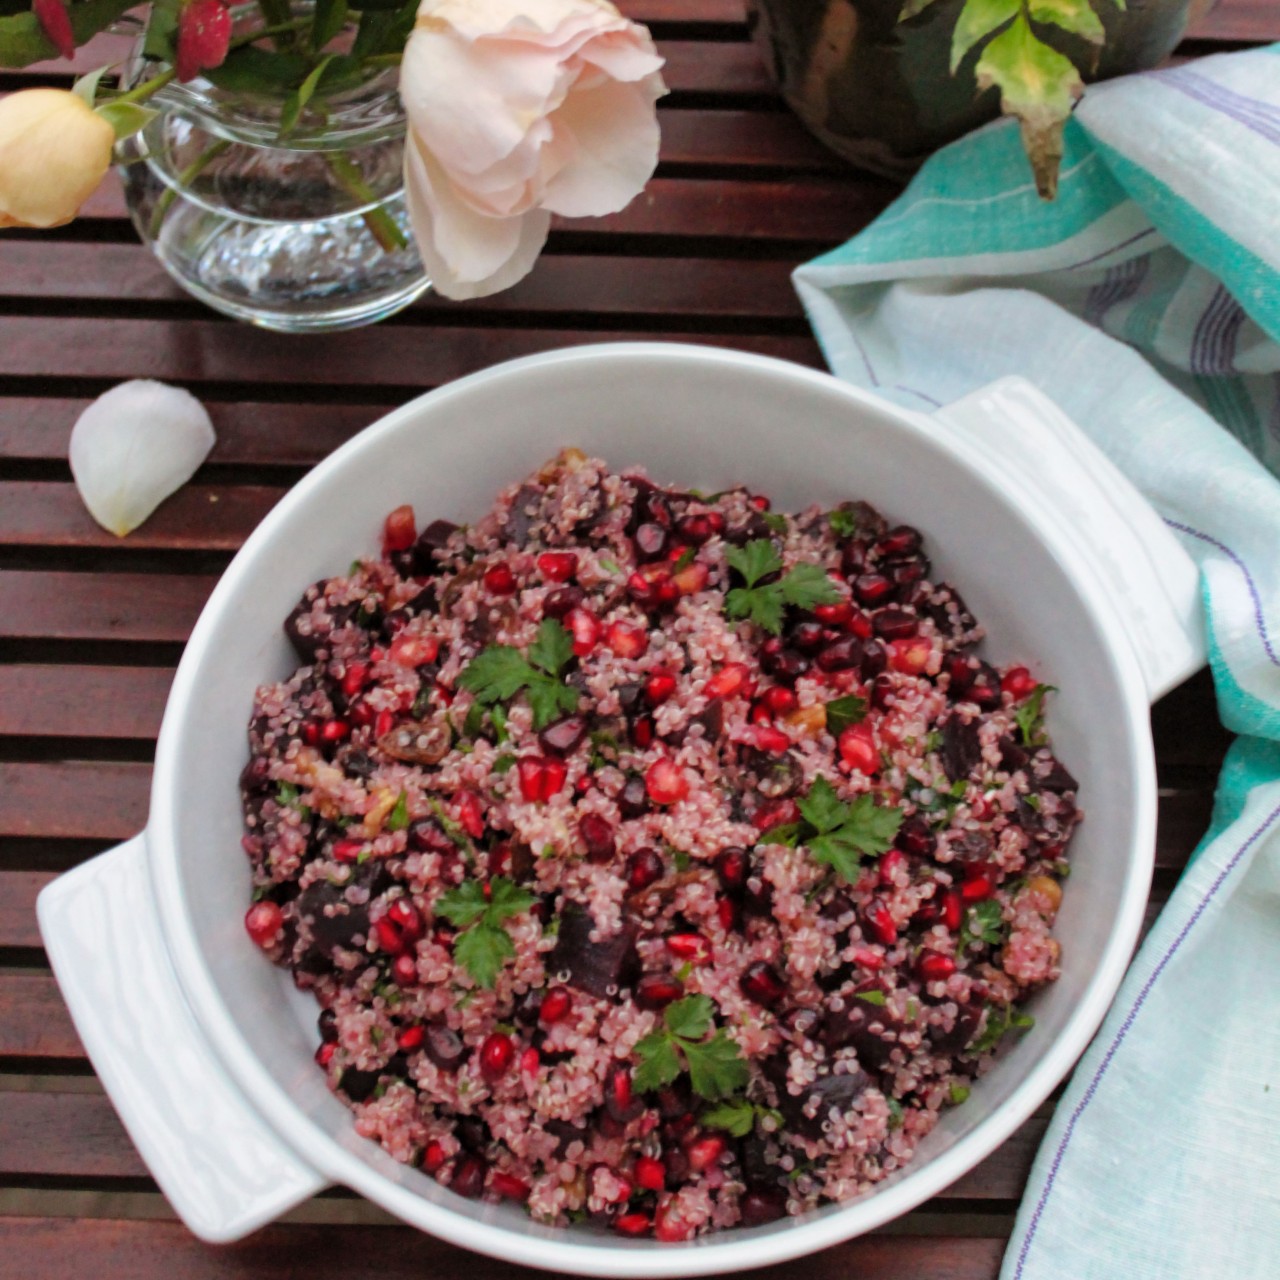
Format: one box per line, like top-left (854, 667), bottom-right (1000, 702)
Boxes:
top-left (795, 44), bottom-right (1280, 1280)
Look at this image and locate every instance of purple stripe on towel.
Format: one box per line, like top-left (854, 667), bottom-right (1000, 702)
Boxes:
top-left (1158, 66), bottom-right (1280, 146)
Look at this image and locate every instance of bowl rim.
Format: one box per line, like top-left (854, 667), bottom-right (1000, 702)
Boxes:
top-left (147, 342), bottom-right (1156, 1275)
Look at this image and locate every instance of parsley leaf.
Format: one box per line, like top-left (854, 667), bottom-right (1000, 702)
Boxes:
top-left (855, 990), bottom-right (887, 1007)
top-left (632, 995), bottom-right (748, 1101)
top-left (761, 510), bottom-right (789, 534)
top-left (971, 1002), bottom-right (1035, 1055)
top-left (385, 791), bottom-right (410, 832)
top-left (793, 776), bottom-right (904, 882)
top-left (435, 876), bottom-right (535, 988)
top-left (827, 506), bottom-right (859, 538)
top-left (457, 620), bottom-right (579, 730)
top-left (948, 1082), bottom-right (971, 1106)
top-left (724, 540), bottom-right (840, 635)
top-left (698, 1095), bottom-right (781, 1138)
top-left (1014, 683), bottom-right (1056, 746)
top-left (825, 694), bottom-right (868, 737)
top-left (959, 899), bottom-right (1006, 952)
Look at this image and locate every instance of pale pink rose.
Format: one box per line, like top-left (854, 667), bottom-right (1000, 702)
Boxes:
top-left (398, 0), bottom-right (667, 300)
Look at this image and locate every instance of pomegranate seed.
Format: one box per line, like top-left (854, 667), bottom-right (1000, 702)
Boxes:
top-left (479, 1032), bottom-right (515, 1082)
top-left (962, 874), bottom-right (995, 902)
top-left (635, 1155), bottom-right (666, 1192)
top-left (896, 816), bottom-right (937, 857)
top-left (389, 634), bottom-right (439, 667)
top-left (422, 1140), bottom-right (447, 1174)
top-left (752, 797), bottom-right (800, 831)
top-left (314, 1041), bottom-right (336, 1068)
top-left (374, 709), bottom-right (395, 739)
top-left (1002, 666), bottom-right (1039, 700)
top-left (538, 714), bottom-right (586, 755)
top-left (762, 685), bottom-right (798, 717)
top-left (877, 525), bottom-right (922, 559)
top-left (739, 960), bottom-right (787, 1007)
top-left (635, 973), bottom-right (685, 1010)
top-left (301, 719), bottom-right (322, 747)
top-left (392, 953), bottom-right (418, 986)
top-left (813, 600), bottom-right (853, 626)
top-left (626, 847), bottom-right (664, 890)
top-left (397, 1024), bottom-right (426, 1052)
top-left (645, 671), bottom-right (677, 706)
top-left (244, 901), bottom-right (283, 948)
top-left (874, 608), bottom-right (918, 640)
top-left (666, 933), bottom-right (711, 964)
top-left (654, 1197), bottom-right (695, 1243)
top-left (578, 813), bottom-right (616, 863)
top-left (673, 560), bottom-right (710, 595)
top-left (632, 716), bottom-right (655, 748)
top-left (838, 723), bottom-right (879, 774)
top-left (605, 1063), bottom-right (644, 1122)
top-left (540, 985), bottom-right (573, 1024)
top-left (704, 662), bottom-right (750, 700)
top-left (750, 701), bottom-right (773, 725)
top-left (613, 1213), bottom-right (652, 1237)
top-left (543, 585), bottom-right (584, 618)
top-left (816, 635), bottom-right (862, 672)
top-left (483, 563), bottom-right (517, 596)
top-left (675, 513), bottom-right (714, 544)
top-left (878, 848), bottom-right (908, 886)
top-left (715, 846), bottom-right (749, 891)
top-left (332, 838), bottom-right (365, 863)
top-left (686, 1134), bottom-right (726, 1173)
top-left (918, 951), bottom-right (957, 982)
top-left (890, 635), bottom-right (932, 675)
top-left (520, 1046), bottom-right (540, 1077)
top-left (760, 640), bottom-right (808, 683)
top-left (491, 1171), bottom-right (530, 1201)
top-left (791, 621), bottom-right (826, 653)
top-left (565, 606), bottom-right (601, 656)
top-left (320, 718), bottom-right (350, 743)
top-left (754, 724), bottom-right (790, 753)
top-left (748, 493), bottom-right (770, 511)
top-left (537, 551), bottom-right (577, 582)
top-left (645, 758), bottom-right (689, 805)
top-left (174, 0), bottom-right (233, 81)
top-left (942, 889), bottom-right (964, 930)
top-left (853, 947), bottom-right (884, 971)
top-left (374, 916), bottom-right (406, 954)
top-left (864, 898), bottom-right (897, 946)
top-left (605, 619), bottom-right (649, 659)
top-left (349, 700), bottom-right (375, 727)
top-left (739, 1188), bottom-right (787, 1226)
top-left (382, 504), bottom-right (417, 553)
top-left (341, 661), bottom-right (370, 697)
top-left (450, 1154), bottom-right (488, 1199)
top-left (853, 572), bottom-right (894, 606)
top-left (386, 898), bottom-right (423, 944)
top-left (453, 790), bottom-right (485, 839)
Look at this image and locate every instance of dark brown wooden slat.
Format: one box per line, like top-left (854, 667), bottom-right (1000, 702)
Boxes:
top-left (660, 109), bottom-right (839, 169)
top-left (0, 1218), bottom-right (1007, 1278)
top-left (0, 318), bottom-right (824, 387)
top-left (0, 571), bottom-right (215, 643)
top-left (1186, 0), bottom-right (1280, 42)
top-left (0, 483), bottom-right (283, 551)
top-left (77, 173), bottom-right (897, 243)
top-left (0, 973), bottom-right (83, 1060)
top-left (0, 1088), bottom-right (1040, 1199)
top-left (0, 763), bottom-right (149, 840)
top-left (0, 666), bottom-right (172, 740)
top-left (0, 246), bottom-right (804, 320)
top-left (618, 0), bottom-right (747, 23)
top-left (0, 870), bottom-right (55, 949)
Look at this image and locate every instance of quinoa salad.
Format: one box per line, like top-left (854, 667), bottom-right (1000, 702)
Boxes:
top-left (240, 449), bottom-right (1081, 1240)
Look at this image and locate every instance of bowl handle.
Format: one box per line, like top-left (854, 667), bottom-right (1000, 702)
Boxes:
top-left (930, 376), bottom-right (1207, 703)
top-left (36, 832), bottom-right (329, 1242)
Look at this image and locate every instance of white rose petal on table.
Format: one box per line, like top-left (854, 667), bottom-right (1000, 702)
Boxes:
top-left (69, 380), bottom-right (216, 538)
top-left (399, 0), bottom-right (667, 300)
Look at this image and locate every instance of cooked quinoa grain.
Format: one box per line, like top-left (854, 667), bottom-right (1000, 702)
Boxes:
top-left (240, 451), bottom-right (1081, 1238)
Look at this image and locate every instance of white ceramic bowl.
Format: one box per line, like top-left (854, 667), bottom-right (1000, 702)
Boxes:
top-left (39, 344), bottom-right (1204, 1276)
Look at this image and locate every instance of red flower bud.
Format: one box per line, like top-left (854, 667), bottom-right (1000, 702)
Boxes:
top-left (176, 0), bottom-right (232, 84)
top-left (33, 0), bottom-right (75, 62)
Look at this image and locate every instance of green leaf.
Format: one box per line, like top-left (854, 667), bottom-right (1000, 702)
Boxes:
top-left (827, 506), bottom-right (860, 538)
top-left (435, 881), bottom-right (489, 929)
top-left (834, 793), bottom-right (903, 857)
top-left (886, 1097), bottom-right (905, 1129)
top-left (797, 776), bottom-right (846, 834)
top-left (960, 898), bottom-right (1006, 951)
top-left (951, 0), bottom-right (1020, 72)
top-left (825, 694), bottom-right (868, 737)
top-left (779, 562), bottom-right (841, 611)
top-left (683, 1028), bottom-right (750, 1101)
top-left (855, 990), bottom-right (887, 1007)
top-left (0, 0), bottom-right (135, 68)
top-left (974, 12), bottom-right (1084, 199)
top-left (664, 994), bottom-right (713, 1042)
top-left (1028, 0), bottom-right (1105, 44)
top-left (385, 791), bottom-right (410, 832)
top-left (529, 618), bottom-right (573, 677)
top-left (525, 677), bottom-right (579, 731)
top-left (72, 64), bottom-right (109, 107)
top-left (726, 539), bottom-right (783, 589)
top-left (948, 1082), bottom-right (971, 1105)
top-left (453, 920), bottom-right (512, 990)
top-left (762, 511), bottom-right (788, 535)
top-left (633, 1029), bottom-right (682, 1093)
top-left (1014, 683), bottom-right (1055, 746)
top-left (492, 753), bottom-right (517, 774)
top-left (808, 833), bottom-right (865, 883)
top-left (279, 54), bottom-right (335, 136)
top-left (143, 0), bottom-right (180, 61)
top-left (759, 822), bottom-right (801, 847)
top-left (312, 0), bottom-right (349, 50)
top-left (899, 0), bottom-right (943, 18)
top-left (700, 1097), bottom-right (756, 1138)
top-left (463, 700), bottom-right (486, 739)
top-left (204, 47), bottom-right (310, 94)
top-left (725, 584), bottom-right (785, 635)
top-left (458, 646), bottom-right (536, 704)
top-left (486, 876), bottom-right (536, 925)
top-left (599, 557), bottom-right (622, 575)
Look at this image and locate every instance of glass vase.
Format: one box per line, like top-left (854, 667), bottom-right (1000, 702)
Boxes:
top-left (117, 16), bottom-right (429, 332)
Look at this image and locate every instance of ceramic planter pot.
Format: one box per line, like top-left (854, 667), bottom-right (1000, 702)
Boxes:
top-left (747, 0), bottom-right (1212, 179)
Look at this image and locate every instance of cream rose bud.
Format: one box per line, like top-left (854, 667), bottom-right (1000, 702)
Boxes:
top-left (399, 0), bottom-right (667, 301)
top-left (0, 88), bottom-right (116, 230)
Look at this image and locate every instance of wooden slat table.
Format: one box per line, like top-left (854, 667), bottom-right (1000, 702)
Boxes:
top-left (0, 1), bottom-right (1270, 1274)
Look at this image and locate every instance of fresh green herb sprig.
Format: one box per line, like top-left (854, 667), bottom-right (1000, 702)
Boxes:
top-left (435, 876), bottom-right (536, 989)
top-left (1014, 683), bottom-right (1056, 747)
top-left (971, 1001), bottom-right (1035, 1055)
top-left (827, 506), bottom-right (860, 539)
top-left (457, 619), bottom-right (579, 730)
top-left (633, 995), bottom-right (749, 1101)
top-left (762, 776), bottom-right (903, 882)
top-left (699, 1096), bottom-right (784, 1138)
top-left (385, 791), bottom-right (410, 832)
top-left (958, 898), bottom-right (1006, 953)
top-left (825, 694), bottom-right (867, 736)
top-left (724, 539), bottom-right (840, 634)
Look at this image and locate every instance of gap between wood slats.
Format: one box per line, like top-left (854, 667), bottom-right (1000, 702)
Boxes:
top-left (0, 319), bottom-right (825, 389)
